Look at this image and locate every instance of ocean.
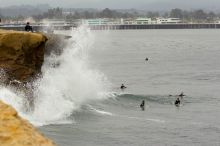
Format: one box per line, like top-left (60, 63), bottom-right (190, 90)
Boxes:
top-left (1, 27), bottom-right (220, 146)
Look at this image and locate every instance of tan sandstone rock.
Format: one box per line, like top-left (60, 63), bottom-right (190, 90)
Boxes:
top-left (0, 100), bottom-right (56, 146)
top-left (0, 29), bottom-right (47, 83)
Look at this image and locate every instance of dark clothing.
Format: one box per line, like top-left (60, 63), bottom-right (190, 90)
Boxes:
top-left (120, 84), bottom-right (126, 89)
top-left (140, 100), bottom-right (145, 111)
top-left (175, 99), bottom-right (180, 105)
top-left (25, 24), bottom-right (33, 32)
top-left (179, 92), bottom-right (185, 97)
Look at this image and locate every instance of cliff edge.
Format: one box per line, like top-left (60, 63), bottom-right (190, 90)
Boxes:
top-left (0, 30), bottom-right (47, 83)
top-left (0, 100), bottom-right (56, 146)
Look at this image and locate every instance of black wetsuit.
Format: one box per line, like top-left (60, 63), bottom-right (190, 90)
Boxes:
top-left (175, 99), bottom-right (180, 105)
top-left (120, 85), bottom-right (126, 89)
top-left (140, 100), bottom-right (145, 110)
top-left (179, 92), bottom-right (185, 98)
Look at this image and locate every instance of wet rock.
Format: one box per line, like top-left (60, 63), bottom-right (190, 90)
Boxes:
top-left (44, 33), bottom-right (70, 56)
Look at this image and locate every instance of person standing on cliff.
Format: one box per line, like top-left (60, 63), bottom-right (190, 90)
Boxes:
top-left (25, 22), bottom-right (33, 32)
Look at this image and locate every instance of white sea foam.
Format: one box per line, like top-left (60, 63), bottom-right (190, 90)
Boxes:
top-left (88, 105), bottom-right (113, 116)
top-left (0, 26), bottom-right (111, 126)
top-left (119, 115), bottom-right (166, 123)
top-left (0, 87), bottom-right (24, 112)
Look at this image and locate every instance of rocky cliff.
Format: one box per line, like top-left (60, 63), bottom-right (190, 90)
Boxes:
top-left (0, 29), bottom-right (47, 83)
top-left (0, 100), bottom-right (56, 146)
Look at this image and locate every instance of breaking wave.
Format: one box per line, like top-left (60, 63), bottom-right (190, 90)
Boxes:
top-left (0, 26), bottom-right (111, 126)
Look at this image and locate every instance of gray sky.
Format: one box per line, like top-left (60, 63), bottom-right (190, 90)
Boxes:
top-left (0, 0), bottom-right (220, 10)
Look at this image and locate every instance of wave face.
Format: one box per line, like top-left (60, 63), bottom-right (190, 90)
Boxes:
top-left (0, 26), bottom-right (111, 126)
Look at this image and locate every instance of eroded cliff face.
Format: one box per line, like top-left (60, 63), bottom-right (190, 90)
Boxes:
top-left (0, 100), bottom-right (56, 146)
top-left (0, 30), bottom-right (47, 83)
top-left (0, 30), bottom-right (63, 145)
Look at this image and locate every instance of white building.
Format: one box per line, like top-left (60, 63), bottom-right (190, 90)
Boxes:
top-left (81, 18), bottom-right (109, 25)
top-left (122, 18), bottom-right (135, 25)
top-left (107, 19), bottom-right (122, 25)
top-left (122, 18), bottom-right (152, 25)
top-left (135, 18), bottom-right (152, 25)
top-left (40, 19), bottom-right (68, 26)
top-left (156, 18), bottom-right (182, 24)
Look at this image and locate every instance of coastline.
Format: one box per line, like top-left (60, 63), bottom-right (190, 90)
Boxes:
top-left (1, 23), bottom-right (220, 31)
top-left (0, 29), bottom-right (57, 146)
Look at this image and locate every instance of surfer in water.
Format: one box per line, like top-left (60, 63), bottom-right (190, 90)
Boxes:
top-left (120, 84), bottom-right (127, 89)
top-left (169, 92), bottom-right (185, 98)
top-left (179, 92), bottom-right (185, 99)
top-left (175, 97), bottom-right (180, 106)
top-left (145, 57), bottom-right (149, 61)
top-left (140, 100), bottom-right (145, 111)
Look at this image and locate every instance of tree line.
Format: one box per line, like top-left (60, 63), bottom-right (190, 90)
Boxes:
top-left (33, 8), bottom-right (220, 23)
top-left (1, 7), bottom-right (220, 23)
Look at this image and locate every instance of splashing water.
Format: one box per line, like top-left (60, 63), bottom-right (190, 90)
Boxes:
top-left (0, 26), bottom-right (111, 126)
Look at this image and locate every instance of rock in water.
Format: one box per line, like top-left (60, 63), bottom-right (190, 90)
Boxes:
top-left (0, 100), bottom-right (56, 146)
top-left (44, 33), bottom-right (69, 56)
top-left (0, 30), bottom-right (47, 83)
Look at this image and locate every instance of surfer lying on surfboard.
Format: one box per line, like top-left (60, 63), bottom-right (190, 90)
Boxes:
top-left (120, 84), bottom-right (127, 89)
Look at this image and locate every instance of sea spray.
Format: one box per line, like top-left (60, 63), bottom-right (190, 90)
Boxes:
top-left (0, 26), bottom-right (111, 126)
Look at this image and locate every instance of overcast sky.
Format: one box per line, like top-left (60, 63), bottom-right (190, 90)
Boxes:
top-left (0, 0), bottom-right (220, 11)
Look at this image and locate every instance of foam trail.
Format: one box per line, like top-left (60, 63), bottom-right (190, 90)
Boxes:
top-left (87, 105), bottom-right (113, 116)
top-left (118, 115), bottom-right (166, 123)
top-left (93, 109), bottom-right (113, 116)
top-left (0, 26), bottom-right (111, 126)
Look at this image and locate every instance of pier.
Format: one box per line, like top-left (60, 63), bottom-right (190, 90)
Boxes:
top-left (89, 23), bottom-right (220, 30)
top-left (0, 23), bottom-right (220, 31)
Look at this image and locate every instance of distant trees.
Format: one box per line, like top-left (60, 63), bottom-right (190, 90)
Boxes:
top-left (42, 7), bottom-right (63, 19)
top-left (193, 10), bottom-right (206, 20)
top-left (100, 8), bottom-right (113, 18)
top-left (170, 8), bottom-right (183, 19)
top-left (64, 8), bottom-right (138, 20)
top-left (146, 11), bottom-right (159, 18)
top-left (168, 8), bottom-right (217, 23)
top-left (30, 7), bottom-right (220, 23)
top-left (1, 6), bottom-right (220, 23)
top-left (32, 7), bottom-right (63, 21)
top-left (98, 8), bottom-right (137, 18)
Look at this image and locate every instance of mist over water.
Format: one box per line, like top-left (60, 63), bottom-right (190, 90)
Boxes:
top-left (0, 26), bottom-right (111, 126)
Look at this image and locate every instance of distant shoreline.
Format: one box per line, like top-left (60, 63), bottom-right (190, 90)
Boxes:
top-left (1, 23), bottom-right (220, 31)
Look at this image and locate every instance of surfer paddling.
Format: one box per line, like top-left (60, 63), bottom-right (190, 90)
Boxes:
top-left (169, 92), bottom-right (186, 98)
top-left (178, 92), bottom-right (185, 98)
top-left (120, 84), bottom-right (127, 89)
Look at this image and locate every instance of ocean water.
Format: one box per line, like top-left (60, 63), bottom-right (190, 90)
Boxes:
top-left (1, 27), bottom-right (220, 146)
